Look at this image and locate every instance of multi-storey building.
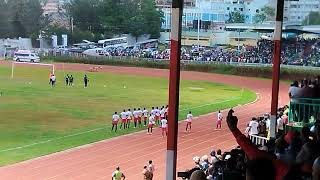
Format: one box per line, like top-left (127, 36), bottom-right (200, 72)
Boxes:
top-left (283, 0), bottom-right (320, 25)
top-left (158, 0), bottom-right (269, 30)
top-left (42, 0), bottom-right (69, 27)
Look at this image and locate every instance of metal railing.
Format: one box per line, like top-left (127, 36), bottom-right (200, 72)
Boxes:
top-left (289, 98), bottom-right (320, 123)
top-left (249, 134), bottom-right (269, 146)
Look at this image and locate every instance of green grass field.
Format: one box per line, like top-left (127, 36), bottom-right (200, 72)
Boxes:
top-left (0, 64), bottom-right (256, 166)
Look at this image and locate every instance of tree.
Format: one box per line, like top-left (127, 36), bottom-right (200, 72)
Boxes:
top-left (303, 11), bottom-right (320, 25)
top-left (253, 6), bottom-right (275, 23)
top-left (140, 0), bottom-right (164, 39)
top-left (66, 0), bottom-right (104, 33)
top-left (0, 0), bottom-right (45, 38)
top-left (227, 11), bottom-right (245, 23)
top-left (66, 0), bottom-right (164, 41)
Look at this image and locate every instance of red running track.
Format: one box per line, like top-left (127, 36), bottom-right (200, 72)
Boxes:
top-left (0, 63), bottom-right (289, 179)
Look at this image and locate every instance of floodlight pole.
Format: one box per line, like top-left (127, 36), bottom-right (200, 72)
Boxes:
top-left (270, 0), bottom-right (284, 139)
top-left (167, 0), bottom-right (183, 180)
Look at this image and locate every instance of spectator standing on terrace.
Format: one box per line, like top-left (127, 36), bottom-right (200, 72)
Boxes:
top-left (289, 81), bottom-right (301, 122)
top-left (248, 118), bottom-right (259, 136)
top-left (216, 110), bottom-right (223, 129)
top-left (277, 113), bottom-right (285, 136)
top-left (289, 81), bottom-right (300, 98)
top-left (186, 111), bottom-right (193, 132)
top-left (112, 166), bottom-right (125, 180)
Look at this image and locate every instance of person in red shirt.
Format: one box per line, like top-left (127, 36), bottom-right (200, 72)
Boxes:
top-left (226, 109), bottom-right (312, 180)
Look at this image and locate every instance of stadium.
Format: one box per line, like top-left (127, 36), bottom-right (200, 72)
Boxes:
top-left (0, 0), bottom-right (320, 180)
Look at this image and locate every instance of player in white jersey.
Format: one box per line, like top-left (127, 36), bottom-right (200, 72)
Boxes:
top-left (186, 111), bottom-right (193, 132)
top-left (133, 108), bottom-right (139, 128)
top-left (161, 117), bottom-right (168, 137)
top-left (137, 108), bottom-right (143, 127)
top-left (120, 109), bottom-right (127, 129)
top-left (148, 115), bottom-right (155, 134)
top-left (160, 106), bottom-right (165, 121)
top-left (112, 112), bottom-right (120, 132)
top-left (126, 109), bottom-right (132, 128)
top-left (142, 108), bottom-right (148, 126)
top-left (155, 107), bottom-right (161, 125)
top-left (165, 105), bottom-right (169, 116)
top-left (217, 110), bottom-right (223, 129)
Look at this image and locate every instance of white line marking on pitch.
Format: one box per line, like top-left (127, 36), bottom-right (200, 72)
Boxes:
top-left (0, 95), bottom-right (244, 153)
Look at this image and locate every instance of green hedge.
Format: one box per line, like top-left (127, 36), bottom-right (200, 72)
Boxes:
top-left (44, 56), bottom-right (320, 81)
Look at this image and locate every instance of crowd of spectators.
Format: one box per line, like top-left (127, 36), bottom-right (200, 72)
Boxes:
top-left (52, 37), bottom-right (320, 66)
top-left (182, 108), bottom-right (320, 180)
top-left (245, 106), bottom-right (289, 138)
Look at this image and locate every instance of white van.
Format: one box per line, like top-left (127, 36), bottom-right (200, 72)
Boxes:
top-left (14, 50), bottom-right (40, 63)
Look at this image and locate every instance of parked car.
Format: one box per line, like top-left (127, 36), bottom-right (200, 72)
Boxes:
top-left (14, 50), bottom-right (40, 63)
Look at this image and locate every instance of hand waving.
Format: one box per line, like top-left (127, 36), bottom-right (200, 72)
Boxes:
top-left (227, 109), bottom-right (238, 131)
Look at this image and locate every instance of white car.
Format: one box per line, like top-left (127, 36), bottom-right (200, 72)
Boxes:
top-left (14, 50), bottom-right (40, 63)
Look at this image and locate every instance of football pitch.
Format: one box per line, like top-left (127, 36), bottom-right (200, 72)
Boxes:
top-left (0, 64), bottom-right (256, 166)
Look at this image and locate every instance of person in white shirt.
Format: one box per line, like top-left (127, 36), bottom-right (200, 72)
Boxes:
top-left (126, 109), bottom-right (132, 128)
top-left (161, 117), bottom-right (168, 137)
top-left (265, 116), bottom-right (271, 138)
top-left (133, 108), bottom-right (139, 128)
top-left (155, 107), bottom-right (161, 125)
top-left (277, 116), bottom-right (284, 135)
top-left (151, 107), bottom-right (156, 117)
top-left (112, 112), bottom-right (120, 132)
top-left (120, 110), bottom-right (127, 129)
top-left (160, 106), bottom-right (165, 121)
top-left (148, 115), bottom-right (155, 134)
top-left (249, 118), bottom-right (259, 135)
top-left (148, 160), bottom-right (155, 179)
top-left (216, 111), bottom-right (223, 129)
top-left (159, 107), bottom-right (165, 126)
top-left (142, 108), bottom-right (148, 126)
top-left (137, 108), bottom-right (143, 127)
top-left (186, 111), bottom-right (193, 132)
top-left (165, 105), bottom-right (169, 116)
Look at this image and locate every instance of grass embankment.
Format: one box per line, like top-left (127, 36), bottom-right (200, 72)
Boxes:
top-left (0, 64), bottom-right (255, 165)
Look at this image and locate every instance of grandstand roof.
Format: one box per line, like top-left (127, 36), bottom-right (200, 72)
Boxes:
top-left (225, 23), bottom-right (320, 34)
